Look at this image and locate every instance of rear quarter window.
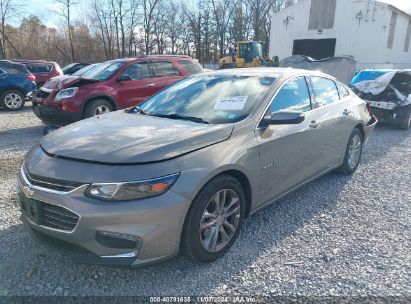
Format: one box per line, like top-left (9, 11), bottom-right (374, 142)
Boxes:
top-left (151, 61), bottom-right (179, 77)
top-left (177, 60), bottom-right (204, 75)
top-left (336, 82), bottom-right (350, 98)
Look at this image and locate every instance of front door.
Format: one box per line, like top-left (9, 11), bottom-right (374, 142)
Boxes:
top-left (256, 76), bottom-right (323, 206)
top-left (116, 61), bottom-right (158, 107)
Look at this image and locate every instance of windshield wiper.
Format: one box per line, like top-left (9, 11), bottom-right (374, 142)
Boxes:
top-left (133, 105), bottom-right (147, 115)
top-left (151, 113), bottom-right (209, 124)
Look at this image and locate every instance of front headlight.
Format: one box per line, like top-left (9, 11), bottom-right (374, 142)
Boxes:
top-left (54, 87), bottom-right (78, 101)
top-left (85, 173), bottom-right (180, 201)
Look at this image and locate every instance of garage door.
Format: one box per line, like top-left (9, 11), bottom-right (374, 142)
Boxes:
top-left (292, 39), bottom-right (336, 59)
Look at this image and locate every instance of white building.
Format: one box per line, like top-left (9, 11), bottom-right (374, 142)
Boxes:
top-left (269, 0), bottom-right (411, 70)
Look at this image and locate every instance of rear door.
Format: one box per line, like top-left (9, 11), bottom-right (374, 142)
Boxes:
top-left (256, 76), bottom-right (323, 205)
top-left (116, 61), bottom-right (157, 107)
top-left (308, 76), bottom-right (353, 169)
top-left (149, 60), bottom-right (185, 90)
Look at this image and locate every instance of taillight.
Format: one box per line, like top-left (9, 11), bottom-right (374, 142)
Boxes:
top-left (27, 74), bottom-right (36, 81)
top-left (366, 102), bottom-right (373, 116)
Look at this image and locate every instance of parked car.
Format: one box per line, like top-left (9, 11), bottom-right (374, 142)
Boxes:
top-left (0, 61), bottom-right (36, 111)
top-left (13, 60), bottom-right (63, 88)
top-left (31, 55), bottom-right (205, 125)
top-left (352, 70), bottom-right (411, 130)
top-left (18, 68), bottom-right (377, 266)
top-left (62, 63), bottom-right (91, 75)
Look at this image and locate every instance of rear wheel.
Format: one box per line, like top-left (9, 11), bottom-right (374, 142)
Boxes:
top-left (83, 99), bottom-right (113, 118)
top-left (397, 106), bottom-right (411, 130)
top-left (181, 175), bottom-right (245, 263)
top-left (0, 90), bottom-right (25, 111)
top-left (337, 128), bottom-right (364, 175)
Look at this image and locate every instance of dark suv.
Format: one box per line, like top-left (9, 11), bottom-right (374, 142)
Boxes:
top-left (31, 55), bottom-right (204, 125)
top-left (13, 60), bottom-right (63, 88)
top-left (0, 61), bottom-right (37, 111)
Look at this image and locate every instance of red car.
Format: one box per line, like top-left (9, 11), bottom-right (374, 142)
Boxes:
top-left (31, 55), bottom-right (204, 125)
top-left (13, 60), bottom-right (63, 88)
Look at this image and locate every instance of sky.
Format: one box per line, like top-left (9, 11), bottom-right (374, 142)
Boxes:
top-left (23, 0), bottom-right (411, 28)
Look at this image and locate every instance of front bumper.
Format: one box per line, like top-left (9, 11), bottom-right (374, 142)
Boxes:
top-left (32, 102), bottom-right (81, 125)
top-left (17, 169), bottom-right (190, 266)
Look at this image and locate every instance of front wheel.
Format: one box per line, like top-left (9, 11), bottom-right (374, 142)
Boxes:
top-left (337, 128), bottom-right (364, 175)
top-left (83, 99), bottom-right (113, 118)
top-left (0, 90), bottom-right (25, 111)
top-left (181, 175), bottom-right (245, 263)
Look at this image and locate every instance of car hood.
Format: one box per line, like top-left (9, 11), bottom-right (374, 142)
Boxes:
top-left (42, 75), bottom-right (99, 91)
top-left (40, 111), bottom-right (234, 164)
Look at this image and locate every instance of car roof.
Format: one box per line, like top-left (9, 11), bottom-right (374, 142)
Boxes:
top-left (12, 59), bottom-right (55, 65)
top-left (202, 67), bottom-right (333, 80)
top-left (98, 56), bottom-right (194, 65)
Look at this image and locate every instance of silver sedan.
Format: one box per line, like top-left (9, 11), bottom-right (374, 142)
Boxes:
top-left (18, 68), bottom-right (377, 266)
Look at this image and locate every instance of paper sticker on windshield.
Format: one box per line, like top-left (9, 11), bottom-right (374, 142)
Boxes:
top-left (214, 96), bottom-right (248, 111)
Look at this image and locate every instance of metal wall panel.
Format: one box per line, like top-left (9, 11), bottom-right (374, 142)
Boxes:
top-left (387, 11), bottom-right (398, 49)
top-left (405, 20), bottom-right (411, 52)
top-left (308, 0), bottom-right (337, 30)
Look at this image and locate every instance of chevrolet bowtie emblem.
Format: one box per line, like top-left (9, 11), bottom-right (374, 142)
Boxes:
top-left (22, 185), bottom-right (34, 198)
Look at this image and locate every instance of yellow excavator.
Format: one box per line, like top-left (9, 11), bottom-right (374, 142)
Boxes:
top-left (219, 41), bottom-right (275, 69)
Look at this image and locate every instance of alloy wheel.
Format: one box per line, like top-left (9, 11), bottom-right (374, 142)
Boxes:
top-left (4, 93), bottom-right (23, 109)
top-left (348, 134), bottom-right (362, 169)
top-left (94, 105), bottom-right (110, 115)
top-left (199, 189), bottom-right (241, 253)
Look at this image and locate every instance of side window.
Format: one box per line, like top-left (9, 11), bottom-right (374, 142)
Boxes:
top-left (177, 60), bottom-right (203, 75)
top-left (336, 82), bottom-right (349, 98)
top-left (310, 77), bottom-right (340, 106)
top-left (151, 61), bottom-right (179, 77)
top-left (270, 77), bottom-right (311, 114)
top-left (121, 62), bottom-right (151, 80)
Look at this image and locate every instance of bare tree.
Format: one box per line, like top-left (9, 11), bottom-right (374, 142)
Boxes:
top-left (210, 0), bottom-right (239, 57)
top-left (0, 0), bottom-right (21, 58)
top-left (55, 0), bottom-right (77, 61)
top-left (142, 0), bottom-right (162, 55)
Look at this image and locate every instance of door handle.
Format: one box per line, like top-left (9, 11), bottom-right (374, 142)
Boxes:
top-left (146, 83), bottom-right (155, 87)
top-left (343, 109), bottom-right (351, 115)
top-left (309, 120), bottom-right (320, 128)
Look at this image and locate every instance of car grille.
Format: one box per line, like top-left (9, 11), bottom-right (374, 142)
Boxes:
top-left (19, 196), bottom-right (79, 231)
top-left (22, 165), bottom-right (84, 193)
top-left (41, 202), bottom-right (79, 231)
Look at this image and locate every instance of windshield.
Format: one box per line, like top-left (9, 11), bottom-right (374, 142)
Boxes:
top-left (73, 64), bottom-right (97, 76)
top-left (81, 61), bottom-right (126, 80)
top-left (138, 75), bottom-right (275, 124)
top-left (62, 63), bottom-right (76, 73)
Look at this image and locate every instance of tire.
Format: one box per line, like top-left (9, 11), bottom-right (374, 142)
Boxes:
top-left (181, 175), bottom-right (246, 263)
top-left (397, 106), bottom-right (411, 130)
top-left (337, 128), bottom-right (364, 175)
top-left (83, 99), bottom-right (113, 118)
top-left (0, 90), bottom-right (25, 111)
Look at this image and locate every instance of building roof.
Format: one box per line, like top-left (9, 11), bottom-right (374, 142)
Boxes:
top-left (379, 0), bottom-right (411, 16)
top-left (276, 0), bottom-right (411, 18)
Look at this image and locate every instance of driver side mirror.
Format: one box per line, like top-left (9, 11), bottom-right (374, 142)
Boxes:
top-left (261, 111), bottom-right (305, 126)
top-left (117, 74), bottom-right (133, 81)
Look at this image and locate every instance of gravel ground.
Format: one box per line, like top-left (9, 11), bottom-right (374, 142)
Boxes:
top-left (0, 103), bottom-right (410, 300)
